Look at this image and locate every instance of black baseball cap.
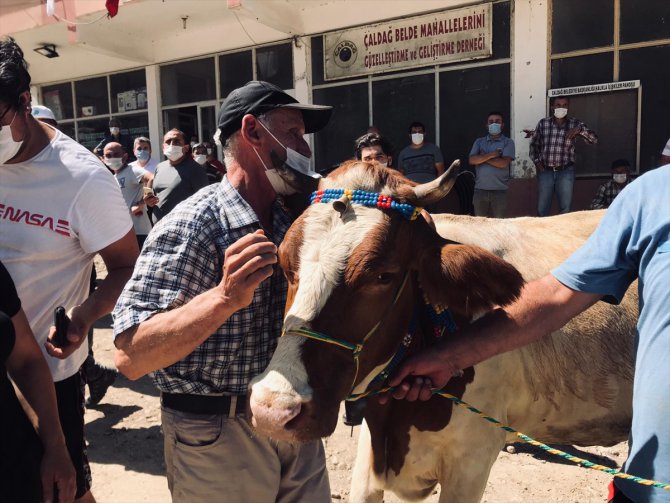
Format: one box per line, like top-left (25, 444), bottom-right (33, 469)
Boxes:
top-left (217, 80), bottom-right (333, 141)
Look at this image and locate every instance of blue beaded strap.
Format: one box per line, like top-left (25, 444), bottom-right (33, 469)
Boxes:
top-left (310, 189), bottom-right (423, 220)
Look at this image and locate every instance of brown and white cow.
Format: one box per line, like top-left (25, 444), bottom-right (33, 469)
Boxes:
top-left (249, 160), bottom-right (636, 503)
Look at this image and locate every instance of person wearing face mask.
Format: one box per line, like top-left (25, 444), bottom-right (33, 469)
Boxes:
top-left (396, 121), bottom-right (445, 184)
top-left (93, 117), bottom-right (135, 163)
top-left (355, 131), bottom-right (394, 167)
top-left (113, 80), bottom-right (333, 502)
top-left (468, 111), bottom-right (516, 218)
top-left (589, 158), bottom-right (632, 210)
top-left (144, 128), bottom-right (208, 224)
top-left (0, 37), bottom-right (138, 503)
top-left (129, 136), bottom-right (158, 175)
top-left (192, 142), bottom-right (223, 184)
top-left (530, 96), bottom-right (598, 216)
top-left (104, 142), bottom-right (153, 248)
top-left (203, 140), bottom-right (227, 175)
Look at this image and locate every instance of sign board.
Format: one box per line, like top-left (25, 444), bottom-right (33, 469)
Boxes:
top-left (324, 4), bottom-right (492, 81)
top-left (548, 80), bottom-right (640, 97)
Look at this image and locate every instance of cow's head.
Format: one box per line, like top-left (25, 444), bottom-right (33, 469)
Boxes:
top-left (249, 161), bottom-right (523, 442)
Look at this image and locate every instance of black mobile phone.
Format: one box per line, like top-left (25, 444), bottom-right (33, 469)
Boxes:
top-left (53, 306), bottom-right (70, 348)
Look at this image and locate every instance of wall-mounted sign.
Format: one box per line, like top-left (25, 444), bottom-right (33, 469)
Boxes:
top-left (324, 4), bottom-right (492, 81)
top-left (548, 80), bottom-right (640, 97)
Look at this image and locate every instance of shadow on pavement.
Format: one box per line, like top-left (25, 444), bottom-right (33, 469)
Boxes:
top-left (504, 442), bottom-right (620, 469)
top-left (86, 403), bottom-right (165, 476)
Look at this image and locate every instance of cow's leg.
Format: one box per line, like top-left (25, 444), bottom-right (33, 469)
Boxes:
top-left (435, 414), bottom-right (506, 503)
top-left (350, 421), bottom-right (384, 503)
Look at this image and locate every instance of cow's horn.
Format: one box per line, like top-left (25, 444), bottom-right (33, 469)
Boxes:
top-left (405, 159), bottom-right (460, 207)
top-left (332, 194), bottom-right (350, 215)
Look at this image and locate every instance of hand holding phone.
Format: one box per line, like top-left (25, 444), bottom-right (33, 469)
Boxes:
top-left (53, 306), bottom-right (70, 348)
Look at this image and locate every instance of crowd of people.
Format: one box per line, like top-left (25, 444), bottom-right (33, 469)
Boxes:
top-left (1, 33), bottom-right (669, 503)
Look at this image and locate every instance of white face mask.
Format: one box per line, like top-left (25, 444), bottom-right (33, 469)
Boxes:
top-left (207, 148), bottom-right (213, 156)
top-left (252, 146), bottom-right (297, 195)
top-left (110, 127), bottom-right (120, 136)
top-left (553, 107), bottom-right (568, 119)
top-left (105, 157), bottom-right (124, 171)
top-left (0, 110), bottom-right (22, 164)
top-left (194, 154), bottom-right (207, 165)
top-left (411, 133), bottom-right (424, 145)
top-left (163, 144), bottom-right (184, 162)
top-left (257, 120), bottom-right (315, 176)
top-left (613, 174), bottom-right (627, 184)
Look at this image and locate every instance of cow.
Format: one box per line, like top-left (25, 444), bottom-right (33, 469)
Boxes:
top-left (248, 160), bottom-right (636, 503)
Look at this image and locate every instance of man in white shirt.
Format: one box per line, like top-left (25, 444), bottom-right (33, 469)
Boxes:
top-left (0, 37), bottom-right (138, 503)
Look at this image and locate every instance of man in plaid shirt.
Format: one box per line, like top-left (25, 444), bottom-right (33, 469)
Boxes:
top-left (113, 81), bottom-right (333, 502)
top-left (530, 96), bottom-right (598, 216)
top-left (589, 159), bottom-right (632, 210)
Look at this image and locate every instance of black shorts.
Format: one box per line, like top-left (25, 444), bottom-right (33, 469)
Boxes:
top-left (55, 368), bottom-right (92, 499)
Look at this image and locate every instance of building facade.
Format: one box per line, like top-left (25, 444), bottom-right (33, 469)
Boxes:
top-left (3, 0), bottom-right (668, 215)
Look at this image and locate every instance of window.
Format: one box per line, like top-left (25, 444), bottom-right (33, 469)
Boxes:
top-left (219, 50), bottom-right (253, 99)
top-left (41, 83), bottom-right (73, 121)
top-left (620, 0), bottom-right (670, 44)
top-left (256, 43), bottom-right (293, 89)
top-left (491, 1), bottom-right (511, 60)
top-left (551, 53), bottom-right (614, 88)
top-left (74, 77), bottom-right (109, 118)
top-left (160, 58), bottom-right (216, 106)
top-left (439, 63), bottom-right (511, 168)
top-left (620, 44), bottom-right (670, 169)
top-left (76, 117), bottom-right (109, 152)
top-left (372, 74), bottom-right (436, 163)
top-left (110, 70), bottom-right (147, 114)
top-left (552, 0), bottom-right (613, 54)
top-left (313, 83), bottom-right (369, 172)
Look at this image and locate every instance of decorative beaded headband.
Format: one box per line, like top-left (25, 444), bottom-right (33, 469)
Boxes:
top-left (310, 188), bottom-right (423, 220)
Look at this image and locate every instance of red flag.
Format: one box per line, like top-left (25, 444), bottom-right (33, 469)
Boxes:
top-left (106, 0), bottom-right (120, 18)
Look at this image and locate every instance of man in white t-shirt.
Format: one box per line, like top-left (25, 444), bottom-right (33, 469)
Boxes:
top-left (104, 142), bottom-right (153, 249)
top-left (0, 37), bottom-right (138, 503)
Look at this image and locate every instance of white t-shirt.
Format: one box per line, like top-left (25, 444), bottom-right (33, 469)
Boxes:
top-left (0, 130), bottom-right (132, 381)
top-left (114, 164), bottom-right (153, 236)
top-left (663, 138), bottom-right (670, 156)
top-left (129, 157), bottom-right (159, 175)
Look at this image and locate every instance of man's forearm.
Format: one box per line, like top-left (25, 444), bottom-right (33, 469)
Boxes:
top-left (73, 266), bottom-right (134, 330)
top-left (440, 275), bottom-right (601, 371)
top-left (114, 287), bottom-right (238, 380)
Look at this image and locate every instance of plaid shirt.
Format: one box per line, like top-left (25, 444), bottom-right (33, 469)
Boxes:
top-left (589, 179), bottom-right (630, 210)
top-left (529, 116), bottom-right (598, 167)
top-left (112, 178), bottom-right (292, 395)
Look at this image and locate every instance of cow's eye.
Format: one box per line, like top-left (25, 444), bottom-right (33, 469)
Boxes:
top-left (376, 272), bottom-right (394, 284)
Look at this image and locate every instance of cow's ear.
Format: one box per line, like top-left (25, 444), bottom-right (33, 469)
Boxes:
top-left (417, 242), bottom-right (524, 319)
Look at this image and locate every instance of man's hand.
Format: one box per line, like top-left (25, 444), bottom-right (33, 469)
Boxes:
top-left (40, 443), bottom-right (76, 503)
top-left (45, 307), bottom-right (90, 359)
top-left (143, 193), bottom-right (159, 207)
top-left (216, 230), bottom-right (278, 312)
top-left (378, 343), bottom-right (459, 404)
top-left (131, 203), bottom-right (144, 216)
top-left (566, 127), bottom-right (582, 140)
top-left (535, 163), bottom-right (545, 173)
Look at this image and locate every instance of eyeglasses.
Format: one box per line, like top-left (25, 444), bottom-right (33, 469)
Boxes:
top-left (362, 153), bottom-right (388, 163)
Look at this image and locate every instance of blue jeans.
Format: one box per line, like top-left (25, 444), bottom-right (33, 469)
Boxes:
top-left (537, 167), bottom-right (575, 216)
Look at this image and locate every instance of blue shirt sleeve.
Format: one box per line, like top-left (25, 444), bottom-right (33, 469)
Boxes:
top-left (469, 138), bottom-right (481, 157)
top-left (502, 138), bottom-right (515, 158)
top-left (552, 185), bottom-right (639, 304)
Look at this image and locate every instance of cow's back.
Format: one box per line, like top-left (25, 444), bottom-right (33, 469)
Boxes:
top-left (432, 211), bottom-right (635, 445)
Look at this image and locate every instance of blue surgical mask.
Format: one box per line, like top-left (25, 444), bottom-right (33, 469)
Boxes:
top-left (488, 123), bottom-right (502, 135)
top-left (135, 150), bottom-right (150, 161)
